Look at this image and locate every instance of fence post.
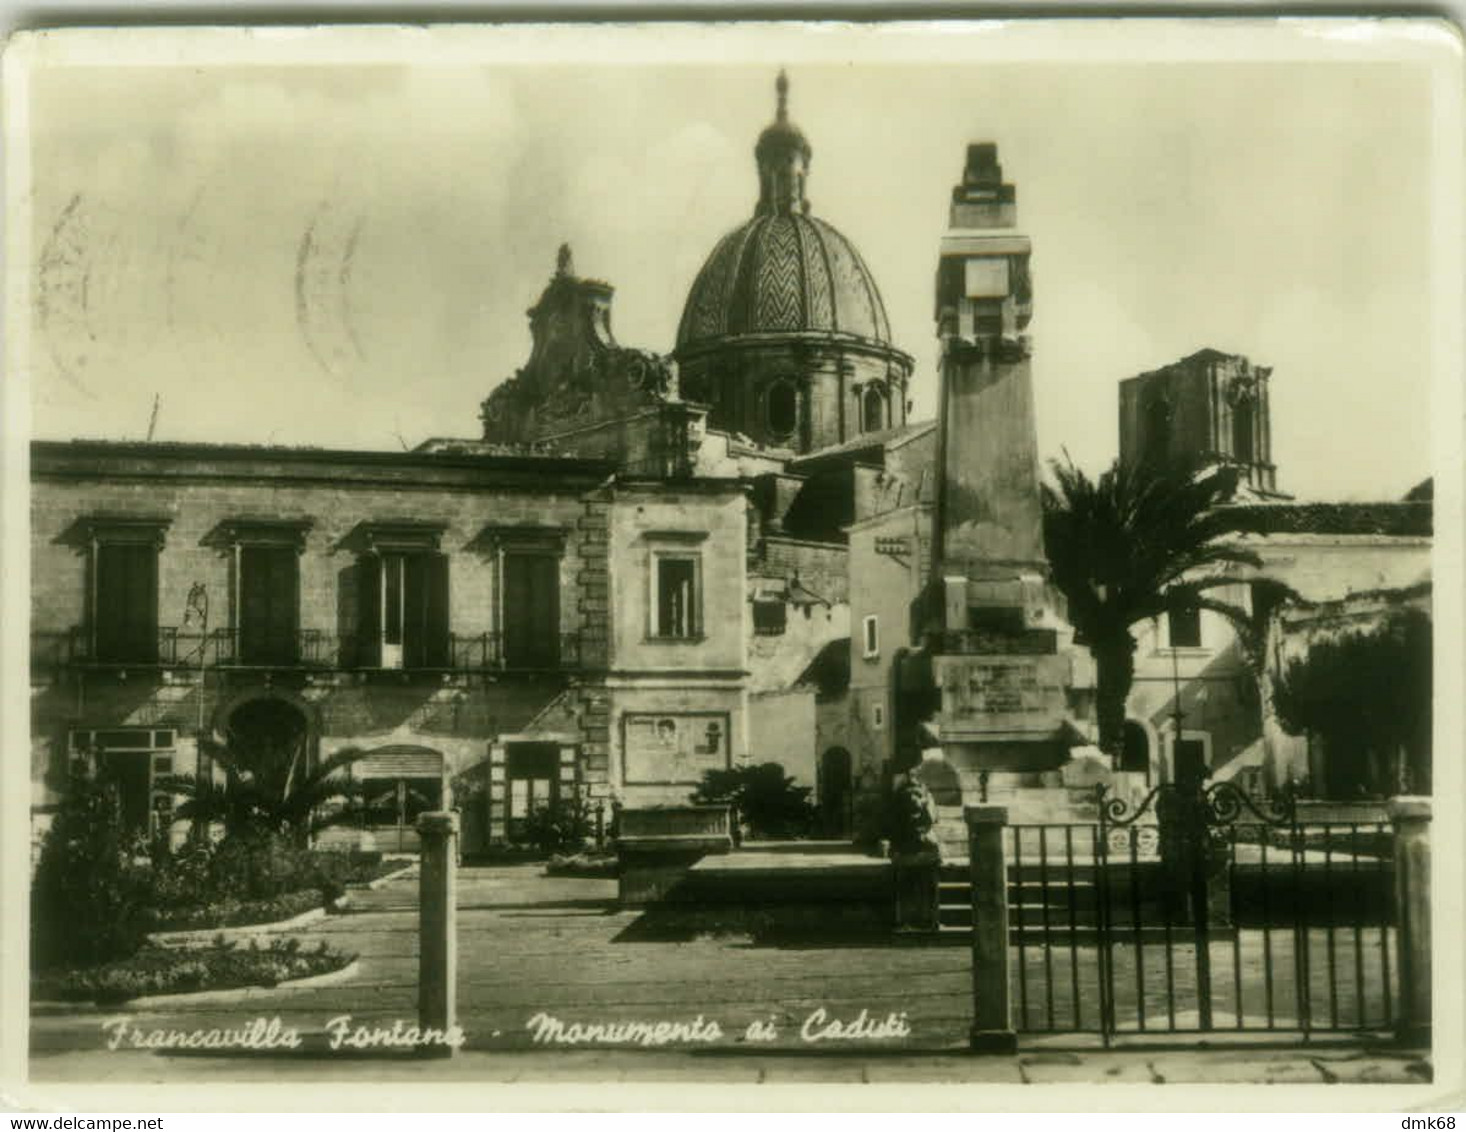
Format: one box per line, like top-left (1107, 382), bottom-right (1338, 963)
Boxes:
top-left (417, 810), bottom-right (459, 1057)
top-left (1389, 796), bottom-right (1431, 1046)
top-left (966, 803), bottom-right (1016, 1054)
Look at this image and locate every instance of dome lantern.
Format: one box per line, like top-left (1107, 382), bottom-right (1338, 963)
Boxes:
top-left (755, 70), bottom-right (812, 218)
top-left (674, 71), bottom-right (913, 454)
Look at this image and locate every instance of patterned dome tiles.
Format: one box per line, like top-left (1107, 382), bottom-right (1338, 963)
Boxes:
top-left (676, 212), bottom-right (895, 350)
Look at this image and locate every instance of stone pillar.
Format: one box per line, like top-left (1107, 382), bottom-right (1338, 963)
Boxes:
top-left (417, 811), bottom-right (458, 1057)
top-left (966, 804), bottom-right (1016, 1053)
top-left (487, 744), bottom-right (507, 843)
top-left (1389, 797), bottom-right (1431, 1046)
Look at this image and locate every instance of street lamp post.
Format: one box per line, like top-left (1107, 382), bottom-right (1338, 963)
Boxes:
top-left (183, 583), bottom-right (210, 843)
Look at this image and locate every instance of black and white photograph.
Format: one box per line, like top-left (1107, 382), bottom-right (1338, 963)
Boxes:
top-left (4, 18), bottom-right (1462, 1109)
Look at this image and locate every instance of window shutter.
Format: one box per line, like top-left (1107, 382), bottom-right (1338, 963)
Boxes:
top-left (240, 546), bottom-right (298, 663)
top-left (423, 553), bottom-right (450, 668)
top-left (505, 554), bottom-right (559, 666)
top-left (356, 555), bottom-right (382, 667)
top-left (403, 554), bottom-right (426, 669)
top-left (140, 545), bottom-right (159, 662)
top-left (96, 543), bottom-right (158, 663)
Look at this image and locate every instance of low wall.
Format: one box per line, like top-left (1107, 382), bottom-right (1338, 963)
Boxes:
top-left (1294, 800), bottom-right (1392, 826)
top-left (617, 805), bottom-right (733, 906)
top-left (1233, 862), bottom-right (1395, 927)
top-left (626, 853), bottom-right (895, 938)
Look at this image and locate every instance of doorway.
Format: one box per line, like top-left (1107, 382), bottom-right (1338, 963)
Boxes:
top-left (818, 747), bottom-right (853, 838)
top-left (356, 745), bottom-right (446, 853)
top-left (1121, 721), bottom-right (1151, 783)
top-left (506, 742), bottom-right (561, 842)
top-left (1173, 737), bottom-right (1208, 788)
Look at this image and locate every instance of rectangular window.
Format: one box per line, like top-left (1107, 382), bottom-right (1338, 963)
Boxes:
top-left (357, 552), bottom-right (449, 669)
top-left (1167, 605), bottom-right (1202, 649)
top-left (502, 553), bottom-right (561, 667)
top-left (239, 545), bottom-right (300, 664)
top-left (506, 744), bottom-right (559, 841)
top-left (70, 728), bottom-right (176, 836)
top-left (862, 614), bottom-right (880, 659)
top-left (752, 599), bottom-right (787, 636)
top-left (94, 542), bottom-right (159, 663)
top-left (655, 556), bottom-right (700, 639)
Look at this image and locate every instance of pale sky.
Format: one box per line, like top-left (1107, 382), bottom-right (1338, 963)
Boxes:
top-left (15, 34), bottom-right (1444, 500)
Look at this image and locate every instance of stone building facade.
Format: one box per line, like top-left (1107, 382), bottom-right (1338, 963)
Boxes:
top-left (1119, 348), bottom-right (1282, 496)
top-left (461, 74), bottom-right (930, 814)
top-left (30, 441), bottom-right (747, 855)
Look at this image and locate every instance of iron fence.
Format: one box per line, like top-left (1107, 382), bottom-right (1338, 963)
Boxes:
top-left (991, 783), bottom-right (1397, 1044)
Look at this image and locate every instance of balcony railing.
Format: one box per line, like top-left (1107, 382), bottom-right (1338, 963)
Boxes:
top-left (32, 628), bottom-right (584, 674)
top-left (931, 627), bottom-right (1060, 656)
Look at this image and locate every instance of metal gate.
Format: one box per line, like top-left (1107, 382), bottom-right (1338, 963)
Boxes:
top-left (1006, 781), bottom-right (1398, 1044)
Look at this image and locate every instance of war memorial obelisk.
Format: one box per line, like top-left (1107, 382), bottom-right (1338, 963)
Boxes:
top-left (923, 144), bottom-right (1089, 821)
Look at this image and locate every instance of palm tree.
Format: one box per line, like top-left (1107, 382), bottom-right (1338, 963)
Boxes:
top-left (1041, 456), bottom-right (1283, 760)
top-left (159, 732), bottom-right (370, 844)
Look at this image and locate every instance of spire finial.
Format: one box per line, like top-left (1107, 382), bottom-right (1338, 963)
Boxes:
top-left (556, 243), bottom-right (574, 278)
top-left (776, 69), bottom-right (789, 122)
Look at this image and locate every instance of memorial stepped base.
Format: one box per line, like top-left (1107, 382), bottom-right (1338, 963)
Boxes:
top-left (930, 784), bottom-right (1106, 859)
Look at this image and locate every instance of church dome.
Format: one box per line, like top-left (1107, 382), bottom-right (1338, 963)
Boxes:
top-left (675, 71), bottom-right (895, 354)
top-left (676, 213), bottom-right (894, 349)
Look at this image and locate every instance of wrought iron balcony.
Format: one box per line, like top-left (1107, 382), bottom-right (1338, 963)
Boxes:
top-left (446, 631), bottom-right (583, 672)
top-left (930, 626), bottom-right (1059, 656)
top-left (32, 627), bottom-right (586, 675)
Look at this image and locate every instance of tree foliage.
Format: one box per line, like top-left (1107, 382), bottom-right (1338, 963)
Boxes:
top-left (31, 758), bottom-right (149, 969)
top-left (691, 762), bottom-right (816, 841)
top-left (1272, 608), bottom-right (1431, 796)
top-left (159, 733), bottom-right (369, 844)
top-left (1041, 456), bottom-right (1276, 755)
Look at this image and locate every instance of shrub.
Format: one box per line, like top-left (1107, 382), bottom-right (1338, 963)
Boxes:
top-left (145, 829), bottom-right (380, 913)
top-left (545, 850), bottom-right (618, 878)
top-left (691, 763), bottom-right (816, 841)
top-left (147, 888), bottom-right (327, 932)
top-left (518, 796), bottom-right (594, 857)
top-left (852, 789), bottom-right (894, 852)
top-left (36, 937), bottom-right (355, 1004)
top-left (31, 760), bottom-right (150, 970)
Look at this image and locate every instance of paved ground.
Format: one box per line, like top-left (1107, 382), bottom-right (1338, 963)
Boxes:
top-left (29, 865), bottom-right (1432, 1088)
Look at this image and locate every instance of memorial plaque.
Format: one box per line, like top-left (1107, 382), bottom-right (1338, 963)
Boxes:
top-left (935, 652), bottom-right (1069, 738)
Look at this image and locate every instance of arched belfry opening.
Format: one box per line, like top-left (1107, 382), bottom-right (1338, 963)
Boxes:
top-left (862, 385), bottom-right (886, 433)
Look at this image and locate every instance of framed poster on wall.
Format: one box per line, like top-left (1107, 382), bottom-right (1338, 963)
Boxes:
top-left (623, 712), bottom-right (730, 785)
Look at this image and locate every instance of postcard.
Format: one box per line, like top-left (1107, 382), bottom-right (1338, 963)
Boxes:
top-left (4, 17), bottom-right (1462, 1112)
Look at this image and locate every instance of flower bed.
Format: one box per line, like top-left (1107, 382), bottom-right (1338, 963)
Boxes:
top-left (334, 854), bottom-right (407, 887)
top-left (146, 888), bottom-right (331, 933)
top-left (34, 937), bottom-right (356, 1005)
top-left (545, 850), bottom-right (618, 878)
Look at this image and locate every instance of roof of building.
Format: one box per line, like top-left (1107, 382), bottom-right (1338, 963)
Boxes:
top-left (789, 419), bottom-right (936, 469)
top-left (1119, 346), bottom-right (1257, 386)
top-left (1224, 500), bottom-right (1433, 537)
top-left (31, 438), bottom-right (616, 475)
top-left (795, 636), bottom-right (850, 700)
